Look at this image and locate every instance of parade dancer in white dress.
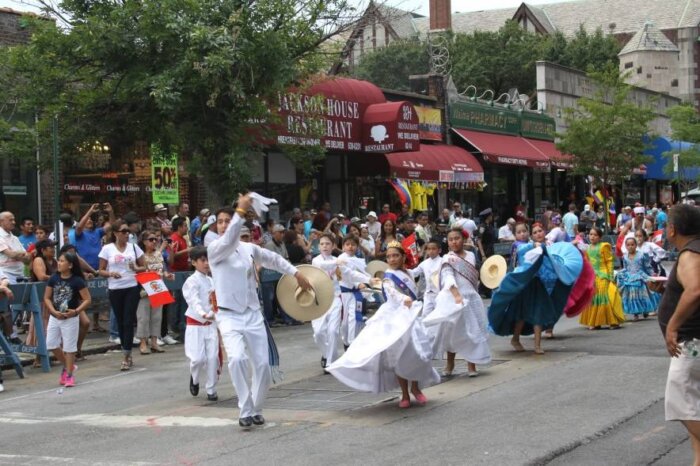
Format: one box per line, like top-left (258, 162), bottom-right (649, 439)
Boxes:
top-left (424, 228), bottom-right (491, 377)
top-left (409, 239), bottom-right (443, 318)
top-left (338, 236), bottom-right (371, 348)
top-left (312, 234), bottom-right (370, 370)
top-left (327, 242), bottom-right (440, 408)
top-left (208, 195), bottom-right (311, 429)
top-left (182, 246), bottom-right (220, 402)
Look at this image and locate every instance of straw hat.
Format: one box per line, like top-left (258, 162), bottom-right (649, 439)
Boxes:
top-left (276, 265), bottom-right (334, 322)
top-left (480, 255), bottom-right (507, 289)
top-left (366, 260), bottom-right (389, 279)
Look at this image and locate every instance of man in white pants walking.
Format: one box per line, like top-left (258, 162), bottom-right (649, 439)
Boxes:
top-left (208, 195), bottom-right (310, 428)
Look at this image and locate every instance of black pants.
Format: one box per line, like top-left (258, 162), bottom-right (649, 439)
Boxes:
top-left (108, 286), bottom-right (141, 354)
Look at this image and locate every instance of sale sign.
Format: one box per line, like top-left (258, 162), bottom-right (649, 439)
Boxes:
top-left (150, 144), bottom-right (179, 204)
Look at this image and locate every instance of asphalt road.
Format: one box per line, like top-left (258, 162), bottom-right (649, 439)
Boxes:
top-left (0, 311), bottom-right (691, 466)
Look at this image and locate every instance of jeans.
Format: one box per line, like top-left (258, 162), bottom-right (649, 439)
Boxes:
top-left (108, 286), bottom-right (141, 354)
top-left (166, 290), bottom-right (187, 338)
top-left (261, 280), bottom-right (295, 324)
top-left (109, 307), bottom-right (119, 338)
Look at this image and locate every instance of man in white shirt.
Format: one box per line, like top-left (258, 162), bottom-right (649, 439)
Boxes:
top-left (365, 211), bottom-right (381, 241)
top-left (0, 211), bottom-right (30, 344)
top-left (562, 204), bottom-right (578, 239)
top-left (208, 195), bottom-right (310, 428)
top-left (498, 218), bottom-right (516, 242)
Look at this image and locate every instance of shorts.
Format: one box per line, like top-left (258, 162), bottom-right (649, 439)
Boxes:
top-left (665, 341), bottom-right (700, 421)
top-left (46, 315), bottom-right (80, 353)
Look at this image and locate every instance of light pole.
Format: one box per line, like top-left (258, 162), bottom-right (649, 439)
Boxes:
top-left (52, 115), bottom-right (60, 246)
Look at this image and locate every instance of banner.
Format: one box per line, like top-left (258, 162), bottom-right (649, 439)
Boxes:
top-left (136, 271), bottom-right (176, 307)
top-left (151, 145), bottom-right (179, 204)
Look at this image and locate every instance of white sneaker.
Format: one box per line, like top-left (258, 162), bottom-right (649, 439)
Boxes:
top-left (133, 337), bottom-right (140, 345)
top-left (109, 336), bottom-right (121, 345)
top-left (162, 335), bottom-right (179, 345)
top-left (0, 382), bottom-right (4, 393)
top-left (156, 338), bottom-right (165, 346)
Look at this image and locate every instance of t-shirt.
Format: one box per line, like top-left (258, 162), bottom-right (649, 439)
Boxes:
top-left (47, 273), bottom-right (86, 312)
top-left (378, 212), bottom-right (397, 225)
top-left (656, 211), bottom-right (667, 229)
top-left (98, 242), bottom-right (144, 290)
top-left (562, 212), bottom-right (578, 238)
top-left (74, 227), bottom-right (105, 270)
top-left (18, 233), bottom-right (36, 251)
top-left (170, 232), bottom-right (190, 272)
top-left (0, 227), bottom-right (26, 282)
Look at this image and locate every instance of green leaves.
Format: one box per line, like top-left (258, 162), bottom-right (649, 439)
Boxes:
top-left (663, 104), bottom-right (700, 184)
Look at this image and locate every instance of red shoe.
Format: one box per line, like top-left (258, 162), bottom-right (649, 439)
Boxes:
top-left (64, 375), bottom-right (75, 387)
top-left (412, 393), bottom-right (428, 405)
top-left (398, 399), bottom-right (410, 409)
top-left (59, 369), bottom-right (67, 386)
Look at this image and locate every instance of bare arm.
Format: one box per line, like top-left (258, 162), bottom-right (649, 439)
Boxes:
top-left (76, 203), bottom-right (99, 235)
top-left (665, 251), bottom-right (700, 357)
top-left (31, 257), bottom-right (50, 281)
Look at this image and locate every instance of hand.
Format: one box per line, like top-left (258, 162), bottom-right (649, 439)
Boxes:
top-left (403, 298), bottom-right (413, 307)
top-left (111, 271), bottom-right (122, 279)
top-left (335, 259), bottom-right (347, 267)
top-left (295, 272), bottom-right (312, 291)
top-left (665, 327), bottom-right (682, 358)
top-left (454, 295), bottom-right (463, 305)
top-left (370, 277), bottom-right (382, 288)
top-left (0, 286), bottom-right (13, 300)
top-left (236, 193), bottom-right (252, 213)
top-left (358, 283), bottom-right (366, 290)
top-left (85, 273), bottom-right (95, 280)
top-left (104, 202), bottom-right (113, 212)
top-left (90, 203), bottom-right (100, 212)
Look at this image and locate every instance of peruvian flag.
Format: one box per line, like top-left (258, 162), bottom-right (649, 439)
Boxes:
top-left (652, 229), bottom-right (664, 247)
top-left (136, 272), bottom-right (175, 307)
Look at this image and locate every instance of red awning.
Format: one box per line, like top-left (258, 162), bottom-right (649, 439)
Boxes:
top-left (523, 139), bottom-right (573, 168)
top-left (453, 128), bottom-right (550, 169)
top-left (385, 143), bottom-right (484, 182)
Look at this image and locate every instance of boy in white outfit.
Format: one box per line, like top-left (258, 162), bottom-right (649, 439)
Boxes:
top-left (410, 239), bottom-right (443, 317)
top-left (337, 236), bottom-right (371, 347)
top-left (183, 246), bottom-right (220, 402)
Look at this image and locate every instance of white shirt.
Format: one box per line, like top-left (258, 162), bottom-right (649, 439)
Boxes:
top-left (337, 253), bottom-right (370, 290)
top-left (498, 225), bottom-right (515, 241)
top-left (183, 270), bottom-right (215, 323)
top-left (203, 229), bottom-right (219, 247)
top-left (0, 227), bottom-right (26, 283)
top-left (360, 236), bottom-right (375, 258)
top-left (208, 214), bottom-right (296, 312)
top-left (410, 255), bottom-right (442, 295)
top-left (366, 220), bottom-right (381, 241)
top-left (98, 242), bottom-right (144, 289)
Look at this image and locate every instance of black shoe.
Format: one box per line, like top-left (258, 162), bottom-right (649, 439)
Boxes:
top-left (239, 416), bottom-right (253, 428)
top-left (189, 376), bottom-right (199, 396)
top-left (343, 344), bottom-right (349, 351)
top-left (252, 415), bottom-right (265, 426)
top-left (207, 392), bottom-right (218, 401)
top-left (321, 357), bottom-right (327, 369)
top-left (9, 337), bottom-right (21, 345)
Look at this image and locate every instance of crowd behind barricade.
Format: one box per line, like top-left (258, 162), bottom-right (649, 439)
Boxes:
top-left (0, 197), bottom-right (695, 396)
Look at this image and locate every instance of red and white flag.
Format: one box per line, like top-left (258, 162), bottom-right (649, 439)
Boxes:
top-left (402, 233), bottom-right (420, 269)
top-left (136, 272), bottom-right (175, 307)
top-left (651, 229), bottom-right (664, 247)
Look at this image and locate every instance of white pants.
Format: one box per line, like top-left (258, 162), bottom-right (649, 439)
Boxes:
top-left (422, 291), bottom-right (437, 318)
top-left (216, 307), bottom-right (270, 418)
top-left (184, 324), bottom-right (220, 395)
top-left (340, 292), bottom-right (363, 346)
top-left (312, 296), bottom-right (342, 364)
top-left (46, 315), bottom-right (79, 353)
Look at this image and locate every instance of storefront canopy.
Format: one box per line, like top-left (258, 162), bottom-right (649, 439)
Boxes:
top-left (452, 128), bottom-right (550, 169)
top-left (644, 136), bottom-right (700, 180)
top-left (523, 139), bottom-right (572, 168)
top-left (385, 143), bottom-right (484, 183)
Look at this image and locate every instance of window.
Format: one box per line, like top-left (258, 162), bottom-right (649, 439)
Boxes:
top-left (637, 66), bottom-right (643, 74)
top-left (671, 79), bottom-right (679, 87)
top-left (624, 62), bottom-right (633, 69)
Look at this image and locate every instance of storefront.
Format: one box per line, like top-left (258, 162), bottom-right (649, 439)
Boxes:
top-left (644, 136), bottom-right (700, 205)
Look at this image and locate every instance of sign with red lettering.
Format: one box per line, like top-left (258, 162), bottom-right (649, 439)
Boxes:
top-left (362, 102), bottom-right (420, 153)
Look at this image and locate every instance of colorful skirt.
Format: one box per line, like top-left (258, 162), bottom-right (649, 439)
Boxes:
top-left (579, 277), bottom-right (625, 327)
top-left (618, 279), bottom-right (656, 315)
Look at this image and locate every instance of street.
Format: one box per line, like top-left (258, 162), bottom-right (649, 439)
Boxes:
top-left (0, 312), bottom-right (691, 465)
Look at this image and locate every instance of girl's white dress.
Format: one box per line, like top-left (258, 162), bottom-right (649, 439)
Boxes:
top-left (423, 251), bottom-right (492, 365)
top-left (327, 269), bottom-right (440, 393)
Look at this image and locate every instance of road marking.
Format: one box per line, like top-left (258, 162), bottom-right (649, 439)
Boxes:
top-left (0, 368), bottom-right (147, 405)
top-left (0, 412), bottom-right (238, 428)
top-left (0, 454), bottom-right (157, 465)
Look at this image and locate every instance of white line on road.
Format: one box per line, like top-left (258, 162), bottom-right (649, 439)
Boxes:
top-left (0, 453), bottom-right (157, 465)
top-left (0, 368), bottom-right (148, 405)
top-left (0, 412), bottom-right (238, 428)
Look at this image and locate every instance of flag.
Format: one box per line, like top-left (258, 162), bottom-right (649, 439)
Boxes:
top-left (136, 272), bottom-right (175, 307)
top-left (402, 233), bottom-right (419, 269)
top-left (652, 229), bottom-right (664, 247)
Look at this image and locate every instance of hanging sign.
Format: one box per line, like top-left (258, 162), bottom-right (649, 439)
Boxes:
top-left (151, 145), bottom-right (179, 204)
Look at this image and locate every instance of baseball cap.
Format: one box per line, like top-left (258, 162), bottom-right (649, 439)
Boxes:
top-left (273, 224), bottom-right (285, 232)
top-left (367, 211), bottom-right (377, 219)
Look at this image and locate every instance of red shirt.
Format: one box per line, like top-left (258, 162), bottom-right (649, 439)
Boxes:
top-left (378, 212), bottom-right (397, 225)
top-left (170, 232), bottom-right (190, 271)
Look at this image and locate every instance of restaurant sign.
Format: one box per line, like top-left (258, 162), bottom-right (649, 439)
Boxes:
top-left (363, 102), bottom-right (420, 153)
top-left (449, 101), bottom-right (520, 136)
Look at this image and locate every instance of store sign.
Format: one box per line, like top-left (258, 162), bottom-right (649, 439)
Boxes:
top-left (151, 146), bottom-right (179, 204)
top-left (2, 185), bottom-right (27, 196)
top-left (276, 92), bottom-right (364, 152)
top-left (363, 102), bottom-right (420, 153)
top-left (450, 101), bottom-right (520, 136)
top-left (520, 113), bottom-right (555, 141)
top-left (64, 180), bottom-right (150, 194)
top-left (453, 170), bottom-right (484, 183)
top-left (415, 107), bottom-right (443, 141)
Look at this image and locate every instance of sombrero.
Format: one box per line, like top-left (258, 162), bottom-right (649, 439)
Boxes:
top-left (276, 265), bottom-right (334, 322)
top-left (366, 260), bottom-right (389, 279)
top-left (480, 255), bottom-right (507, 289)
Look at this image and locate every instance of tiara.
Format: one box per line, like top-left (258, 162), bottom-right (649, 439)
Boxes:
top-left (386, 240), bottom-right (403, 249)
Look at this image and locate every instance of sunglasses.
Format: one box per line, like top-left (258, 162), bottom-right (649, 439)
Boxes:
top-left (117, 229), bottom-right (129, 233)
top-left (146, 237), bottom-right (157, 242)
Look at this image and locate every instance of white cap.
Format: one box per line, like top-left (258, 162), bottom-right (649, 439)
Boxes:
top-left (206, 215), bottom-right (216, 225)
top-left (584, 205), bottom-right (591, 211)
top-left (367, 211), bottom-right (377, 219)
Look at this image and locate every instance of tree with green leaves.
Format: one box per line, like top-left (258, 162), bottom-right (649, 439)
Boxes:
top-left (557, 67), bottom-right (655, 230)
top-left (0, 0), bottom-right (358, 203)
top-left (352, 37), bottom-right (430, 91)
top-left (663, 104), bottom-right (700, 195)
